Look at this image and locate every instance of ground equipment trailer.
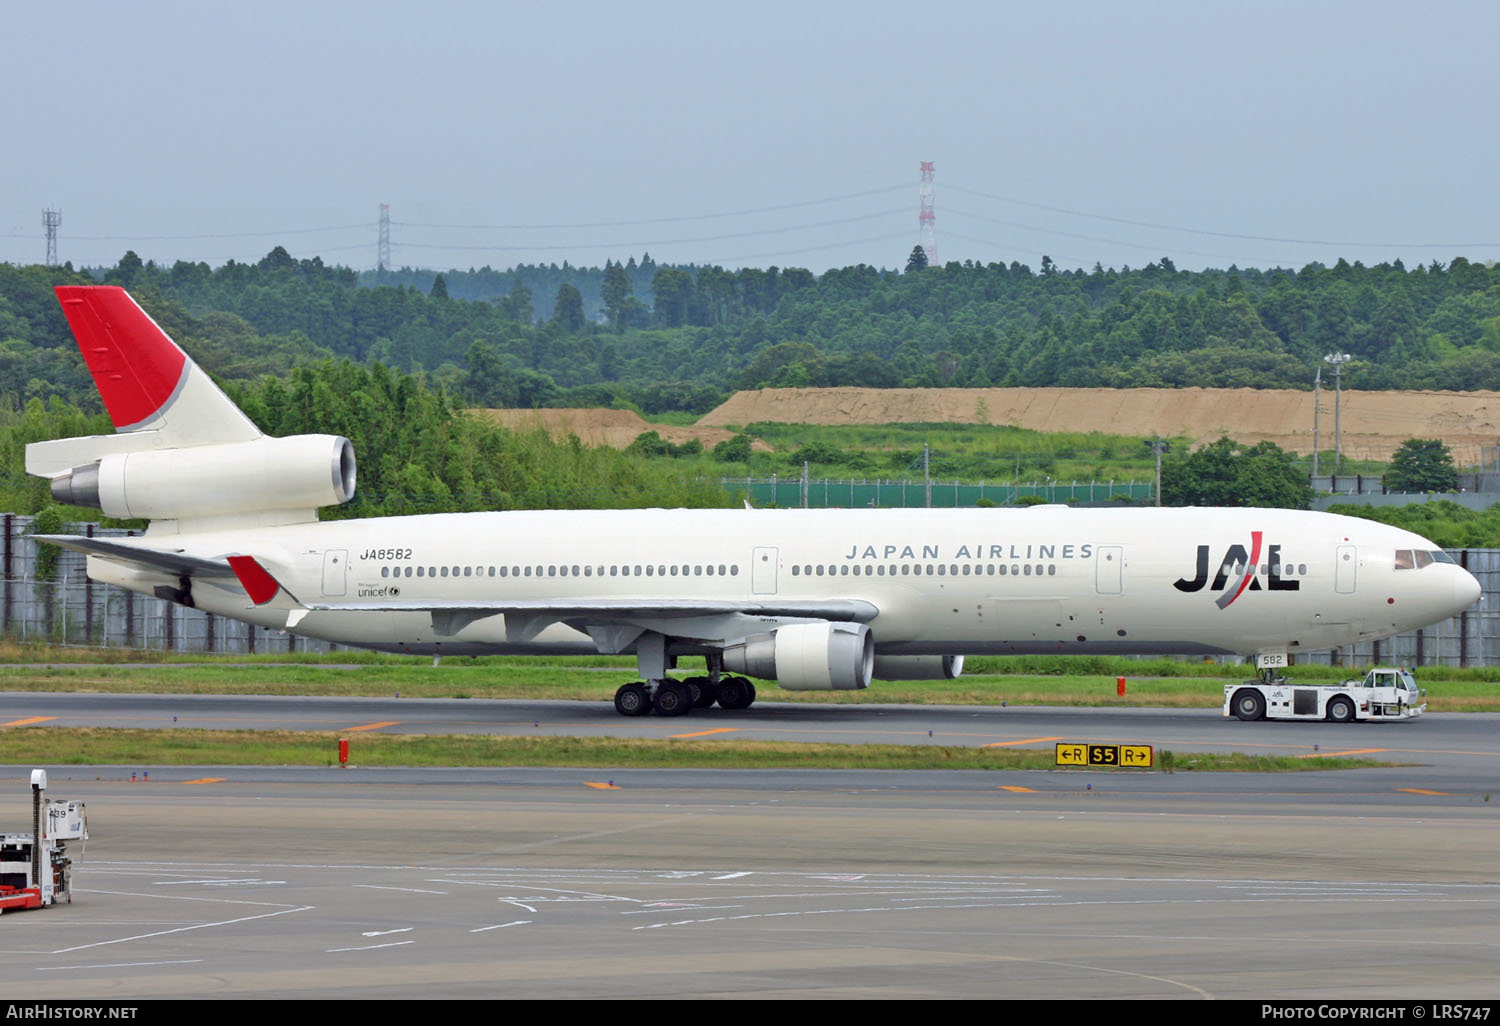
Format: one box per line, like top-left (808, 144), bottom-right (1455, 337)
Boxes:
top-left (0, 770), bottom-right (87, 912)
top-left (1225, 667), bottom-right (1426, 723)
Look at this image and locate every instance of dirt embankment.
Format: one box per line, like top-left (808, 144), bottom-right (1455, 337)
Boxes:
top-left (700, 387), bottom-right (1500, 463)
top-left (469, 408), bottom-right (766, 452)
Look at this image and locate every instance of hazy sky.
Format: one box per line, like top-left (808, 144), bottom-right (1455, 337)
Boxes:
top-left (5, 0), bottom-right (1497, 275)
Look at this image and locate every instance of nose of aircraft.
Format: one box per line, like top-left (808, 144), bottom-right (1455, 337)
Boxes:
top-left (1456, 565), bottom-right (1482, 611)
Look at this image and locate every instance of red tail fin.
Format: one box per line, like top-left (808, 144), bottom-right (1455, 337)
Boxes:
top-left (54, 286), bottom-right (188, 430)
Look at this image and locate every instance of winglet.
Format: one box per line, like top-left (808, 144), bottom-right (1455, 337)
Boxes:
top-left (54, 286), bottom-right (189, 431)
top-left (227, 555), bottom-right (286, 606)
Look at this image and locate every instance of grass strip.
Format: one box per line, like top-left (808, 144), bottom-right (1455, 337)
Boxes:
top-left (2, 661), bottom-right (1496, 711)
top-left (0, 726), bottom-right (1384, 772)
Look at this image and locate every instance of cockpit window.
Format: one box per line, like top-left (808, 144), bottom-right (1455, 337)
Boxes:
top-left (1395, 549), bottom-right (1448, 569)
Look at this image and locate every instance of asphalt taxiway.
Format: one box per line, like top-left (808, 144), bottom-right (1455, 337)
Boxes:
top-left (0, 695), bottom-right (1496, 999)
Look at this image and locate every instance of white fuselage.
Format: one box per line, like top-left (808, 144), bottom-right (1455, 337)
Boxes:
top-left (87, 505), bottom-right (1479, 664)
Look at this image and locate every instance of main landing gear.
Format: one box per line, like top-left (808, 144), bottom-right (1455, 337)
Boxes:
top-left (612, 644), bottom-right (757, 717)
top-left (612, 675), bottom-right (757, 717)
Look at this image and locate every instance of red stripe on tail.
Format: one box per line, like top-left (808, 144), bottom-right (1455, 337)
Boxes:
top-left (227, 556), bottom-right (282, 606)
top-left (54, 286), bottom-right (188, 430)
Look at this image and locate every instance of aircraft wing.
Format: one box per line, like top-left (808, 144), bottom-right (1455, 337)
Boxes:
top-left (303, 598), bottom-right (878, 621)
top-left (221, 555), bottom-right (879, 643)
top-left (302, 597), bottom-right (880, 646)
top-left (32, 534), bottom-right (238, 579)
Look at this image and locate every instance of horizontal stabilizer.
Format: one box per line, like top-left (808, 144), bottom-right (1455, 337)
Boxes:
top-left (31, 534), bottom-right (235, 579)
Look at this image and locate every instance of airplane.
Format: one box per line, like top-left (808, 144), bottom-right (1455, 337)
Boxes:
top-left (25, 286), bottom-right (1482, 717)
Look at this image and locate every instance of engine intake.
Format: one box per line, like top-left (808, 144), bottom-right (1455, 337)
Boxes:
top-left (49, 434), bottom-right (356, 520)
top-left (722, 621), bottom-right (873, 691)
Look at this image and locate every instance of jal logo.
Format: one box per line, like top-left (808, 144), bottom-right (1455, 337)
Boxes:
top-left (1173, 531), bottom-right (1299, 608)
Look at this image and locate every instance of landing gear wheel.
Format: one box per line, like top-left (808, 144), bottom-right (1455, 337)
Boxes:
top-left (716, 676), bottom-right (753, 711)
top-left (1232, 688), bottom-right (1265, 722)
top-left (686, 676), bottom-right (718, 708)
top-left (1327, 696), bottom-right (1356, 723)
top-left (653, 680), bottom-right (693, 717)
top-left (614, 682), bottom-right (652, 717)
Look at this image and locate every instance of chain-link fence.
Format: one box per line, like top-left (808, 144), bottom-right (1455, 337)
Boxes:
top-left (1, 514), bottom-right (336, 655)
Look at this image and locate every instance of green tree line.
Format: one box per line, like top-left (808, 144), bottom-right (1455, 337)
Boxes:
top-left (0, 360), bottom-right (731, 520)
top-left (6, 250), bottom-right (1500, 420)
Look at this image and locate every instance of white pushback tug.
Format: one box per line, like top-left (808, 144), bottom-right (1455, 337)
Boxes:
top-left (0, 770), bottom-right (87, 912)
top-left (1225, 667), bottom-right (1426, 723)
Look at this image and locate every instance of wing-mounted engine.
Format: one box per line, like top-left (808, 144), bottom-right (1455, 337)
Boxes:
top-left (722, 621), bottom-right (874, 691)
top-left (44, 434), bottom-right (356, 522)
top-left (872, 655), bottom-right (965, 681)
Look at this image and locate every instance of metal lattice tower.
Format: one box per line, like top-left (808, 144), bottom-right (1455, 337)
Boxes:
top-left (42, 209), bottom-right (61, 266)
top-left (918, 162), bottom-right (936, 266)
top-left (377, 203), bottom-right (391, 272)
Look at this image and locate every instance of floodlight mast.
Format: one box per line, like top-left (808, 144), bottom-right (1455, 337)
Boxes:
top-left (1324, 352), bottom-right (1351, 473)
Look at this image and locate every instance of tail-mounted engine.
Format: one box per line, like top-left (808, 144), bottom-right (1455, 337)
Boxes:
top-left (722, 621), bottom-right (874, 691)
top-left (47, 434), bottom-right (356, 520)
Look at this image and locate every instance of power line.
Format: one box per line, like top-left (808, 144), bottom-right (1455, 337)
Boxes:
top-left (945, 182), bottom-right (1500, 250)
top-left (394, 184), bottom-right (910, 231)
top-left (63, 223), bottom-right (373, 242)
top-left (391, 208), bottom-right (907, 253)
top-left (944, 206), bottom-right (1287, 264)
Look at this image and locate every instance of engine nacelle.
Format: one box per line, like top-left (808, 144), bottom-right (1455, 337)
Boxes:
top-left (49, 434), bottom-right (356, 520)
top-left (872, 655), bottom-right (965, 681)
top-left (722, 621), bottom-right (873, 691)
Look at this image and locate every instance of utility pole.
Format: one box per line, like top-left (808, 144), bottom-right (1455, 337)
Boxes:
top-left (923, 443), bottom-right (932, 508)
top-left (1149, 435), bottom-right (1169, 506)
top-left (1312, 366), bottom-right (1321, 478)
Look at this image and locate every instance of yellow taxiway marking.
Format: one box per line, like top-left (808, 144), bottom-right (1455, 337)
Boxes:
top-left (1299, 748), bottom-right (1390, 758)
top-left (1397, 787), bottom-right (1451, 796)
top-left (343, 721), bottom-right (400, 732)
top-left (996, 785), bottom-right (1036, 793)
top-left (1, 716), bottom-right (56, 727)
top-left (584, 781), bottom-right (621, 790)
top-left (981, 736), bottom-right (1064, 748)
top-left (182, 778), bottom-right (227, 785)
top-left (669, 728), bottom-right (739, 739)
